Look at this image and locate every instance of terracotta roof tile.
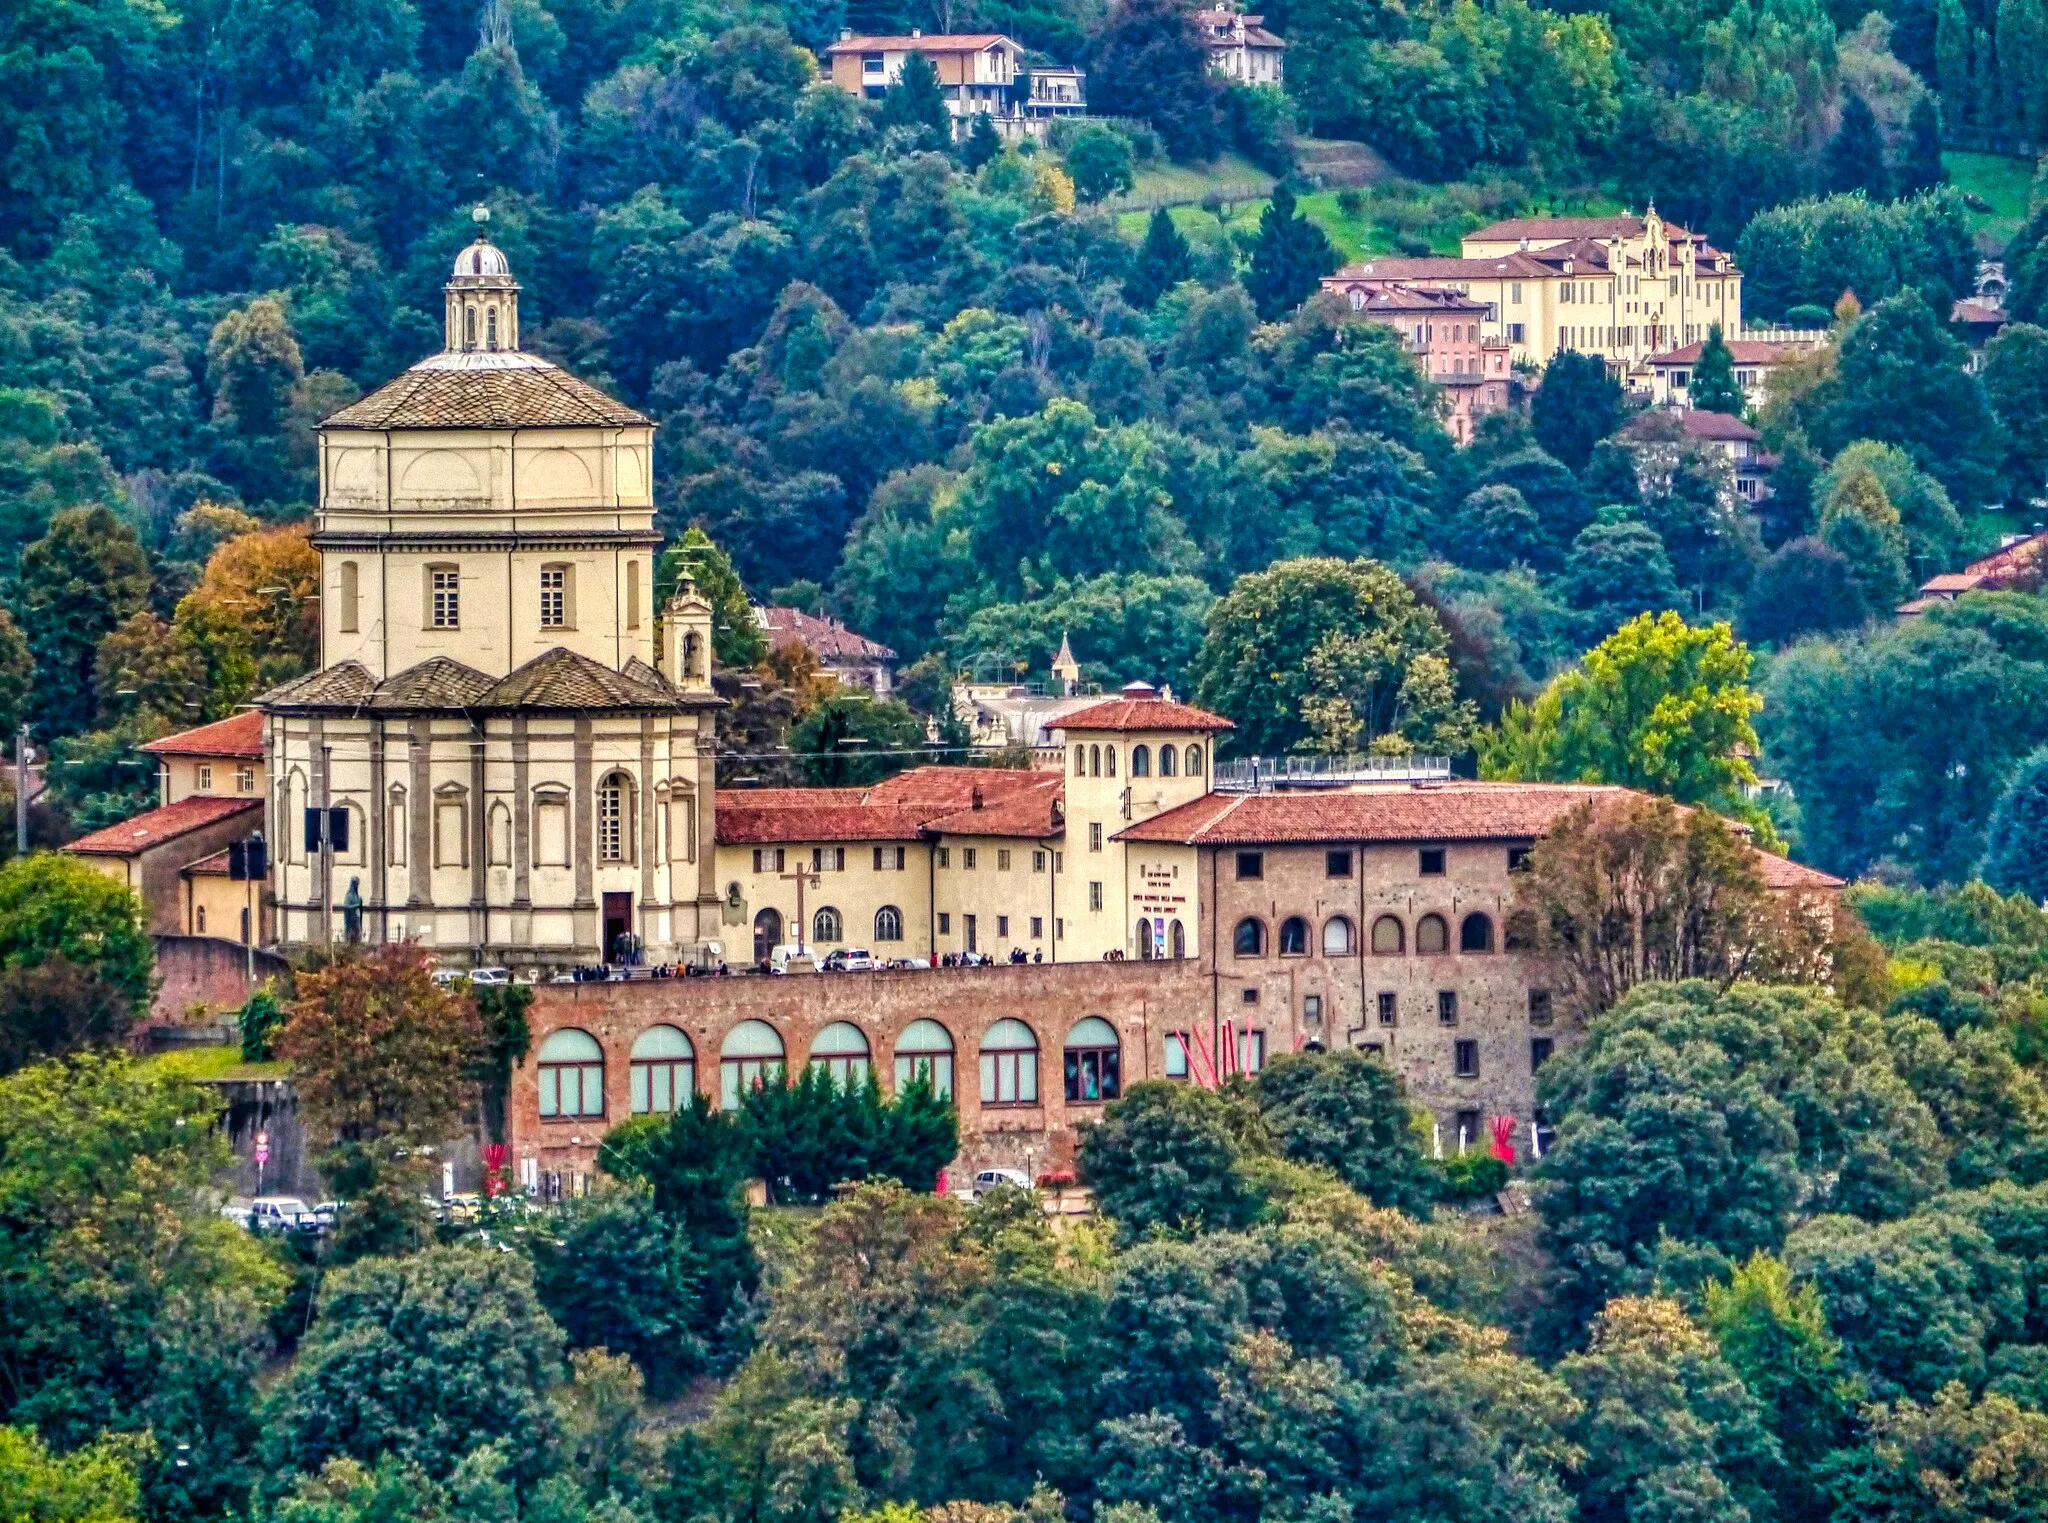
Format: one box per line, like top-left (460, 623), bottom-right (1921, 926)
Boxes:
top-left (927, 775), bottom-right (1064, 837)
top-left (1679, 409), bottom-right (1759, 441)
top-left (866, 766), bottom-right (1049, 807)
top-left (372, 656), bottom-right (498, 710)
top-left (262, 661), bottom-right (377, 709)
top-left (63, 796), bottom-right (261, 856)
top-left (1756, 853), bottom-right (1844, 890)
top-left (759, 606), bottom-right (896, 663)
top-left (1054, 697), bottom-right (1233, 733)
top-left (140, 709), bottom-right (265, 759)
top-left (824, 32), bottom-right (1013, 51)
top-left (716, 766), bottom-right (1064, 843)
top-left (1649, 339), bottom-right (1813, 365)
top-left (1115, 782), bottom-right (1628, 844)
top-left (481, 647), bottom-right (707, 710)
top-left (716, 801), bottom-right (940, 844)
top-left (324, 356), bottom-right (648, 430)
top-left (184, 849), bottom-right (233, 876)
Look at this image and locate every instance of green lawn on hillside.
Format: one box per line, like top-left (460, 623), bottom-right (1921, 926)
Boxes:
top-left (1945, 150), bottom-right (2033, 251)
top-left (142, 1045), bottom-right (288, 1083)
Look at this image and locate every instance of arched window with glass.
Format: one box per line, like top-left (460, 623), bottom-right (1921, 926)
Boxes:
top-left (538, 1028), bottom-right (605, 1119)
top-left (1160, 745), bottom-right (1177, 776)
top-left (1460, 912), bottom-right (1495, 953)
top-left (1372, 915), bottom-right (1405, 954)
top-left (1105, 745), bottom-right (1116, 776)
top-left (893, 1018), bottom-right (955, 1099)
top-left (1323, 917), bottom-right (1355, 956)
top-left (1417, 913), bottom-right (1450, 954)
top-left (1279, 916), bottom-right (1310, 955)
top-left (630, 1025), bottom-right (695, 1114)
top-left (1234, 918), bottom-right (1266, 957)
top-left (597, 771), bottom-right (634, 862)
top-left (979, 1019), bottom-right (1040, 1106)
top-left (1185, 744), bottom-right (1204, 775)
top-left (874, 905), bottom-right (904, 942)
top-left (1090, 745), bottom-right (1101, 776)
top-left (1064, 1016), bottom-right (1121, 1103)
top-left (808, 1021), bottom-right (871, 1089)
top-left (1131, 745), bottom-right (1151, 777)
top-left (813, 906), bottom-right (842, 943)
top-left (1074, 746), bottom-right (1085, 776)
top-left (721, 1020), bottom-right (785, 1109)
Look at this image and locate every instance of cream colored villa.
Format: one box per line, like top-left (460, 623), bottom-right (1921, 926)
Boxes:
top-left (1321, 207), bottom-right (1743, 387)
top-left (263, 214), bottom-right (725, 963)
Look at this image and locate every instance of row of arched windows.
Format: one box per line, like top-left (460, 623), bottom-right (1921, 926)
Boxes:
top-left (1233, 910), bottom-right (1497, 959)
top-left (1072, 743), bottom-right (1205, 779)
top-left (535, 1014), bottom-right (1127, 1119)
top-left (797, 905), bottom-right (905, 944)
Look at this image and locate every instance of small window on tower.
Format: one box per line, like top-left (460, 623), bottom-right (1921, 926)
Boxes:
top-left (540, 566), bottom-right (569, 629)
top-left (428, 566), bottom-right (460, 629)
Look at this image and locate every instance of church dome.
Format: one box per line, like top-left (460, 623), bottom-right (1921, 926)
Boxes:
top-left (452, 240), bottom-right (512, 280)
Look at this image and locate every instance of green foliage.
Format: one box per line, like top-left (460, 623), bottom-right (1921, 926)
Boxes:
top-left (0, 852), bottom-right (154, 1019)
top-left (879, 53), bottom-right (949, 145)
top-left (531, 1189), bottom-right (705, 1400)
top-left (1740, 537), bottom-right (1869, 646)
top-left (737, 1066), bottom-right (960, 1204)
top-left (1192, 556), bottom-right (1470, 757)
top-left (1760, 594), bottom-right (2048, 882)
top-left (1437, 1148), bottom-right (1511, 1201)
top-left (1532, 350), bottom-right (1626, 473)
top-left (656, 530), bottom-right (768, 670)
top-left (470, 982), bottom-right (534, 1146)
top-left (1062, 125), bottom-right (1136, 203)
top-left (1825, 92), bottom-right (1889, 198)
top-left (1561, 521), bottom-right (1683, 638)
top-left (1482, 611), bottom-right (1762, 810)
top-left (16, 506), bottom-right (150, 739)
top-left (0, 1425), bottom-right (146, 1522)
top-left (1087, 0), bottom-right (1226, 161)
top-left (1124, 209), bottom-right (1193, 309)
top-left (1983, 744), bottom-right (2048, 901)
top-left (238, 985), bottom-right (286, 1064)
top-left (789, 693), bottom-right (928, 785)
top-left (0, 1054), bottom-right (285, 1517)
top-left (260, 1247), bottom-right (566, 1491)
top-left (1738, 189), bottom-right (1979, 324)
top-left (1077, 1081), bottom-right (1268, 1236)
top-left (1243, 182), bottom-right (1339, 322)
top-left (1253, 1049), bottom-right (1439, 1216)
top-left (1689, 326), bottom-right (1746, 417)
top-left (1533, 980), bottom-right (1949, 1337)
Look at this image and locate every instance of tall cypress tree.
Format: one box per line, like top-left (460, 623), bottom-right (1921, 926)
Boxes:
top-left (1244, 181), bottom-right (1338, 321)
top-left (1125, 207), bottom-right (1194, 308)
top-left (1899, 94), bottom-right (1949, 196)
top-left (880, 51), bottom-right (950, 145)
top-left (1690, 325), bottom-right (1747, 416)
top-left (1826, 93), bottom-right (1891, 199)
top-left (1937, 0), bottom-right (1973, 124)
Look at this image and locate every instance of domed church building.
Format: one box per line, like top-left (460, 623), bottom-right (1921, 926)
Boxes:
top-left (262, 211), bottom-right (726, 966)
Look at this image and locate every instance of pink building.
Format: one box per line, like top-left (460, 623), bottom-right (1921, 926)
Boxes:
top-left (1331, 282), bottom-right (1513, 442)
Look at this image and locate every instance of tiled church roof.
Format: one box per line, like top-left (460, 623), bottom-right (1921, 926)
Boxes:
top-left (324, 356), bottom-right (649, 430)
top-left (261, 650), bottom-right (716, 714)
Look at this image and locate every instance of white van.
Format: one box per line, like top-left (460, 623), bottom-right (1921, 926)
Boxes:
top-left (769, 944), bottom-right (823, 975)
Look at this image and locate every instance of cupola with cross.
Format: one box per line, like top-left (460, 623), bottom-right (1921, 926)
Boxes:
top-left (445, 205), bottom-right (520, 354)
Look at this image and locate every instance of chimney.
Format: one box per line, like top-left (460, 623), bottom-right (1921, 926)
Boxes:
top-left (839, 26), bottom-right (851, 38)
top-left (971, 784), bottom-right (984, 809)
top-left (911, 26), bottom-right (922, 36)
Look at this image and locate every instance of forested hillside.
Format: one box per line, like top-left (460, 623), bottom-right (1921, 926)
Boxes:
top-left (8, 0), bottom-right (2048, 881)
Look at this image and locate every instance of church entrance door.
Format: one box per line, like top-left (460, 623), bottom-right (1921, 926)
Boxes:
top-left (753, 907), bottom-right (782, 965)
top-left (603, 892), bottom-right (634, 963)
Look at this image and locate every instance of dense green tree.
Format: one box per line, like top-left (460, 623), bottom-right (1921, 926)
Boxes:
top-left (1191, 556), bottom-right (1471, 757)
top-left (1820, 289), bottom-right (2000, 510)
top-left (1556, 1297), bottom-right (1782, 1523)
top-left (1740, 537), bottom-right (1869, 646)
top-left (1063, 124), bottom-right (1137, 202)
top-left (1983, 745), bottom-right (2048, 901)
top-left (1447, 483), bottom-right (1556, 571)
top-left (1981, 321), bottom-right (2048, 504)
top-left (1825, 92), bottom-right (1889, 198)
top-left (790, 692), bottom-right (928, 785)
top-left (962, 110), bottom-right (1003, 170)
top-left (948, 571), bottom-right (1214, 695)
top-left (1482, 611), bottom-right (1762, 809)
top-left (656, 529), bottom-right (769, 669)
top-left (1689, 326), bottom-right (1746, 417)
top-left (1898, 93), bottom-right (1948, 196)
top-left (1243, 182), bottom-right (1339, 322)
top-left (1818, 1384), bottom-right (2048, 1521)
top-left (1078, 1082), bottom-right (1266, 1237)
top-left (1814, 438), bottom-right (1964, 577)
top-left (1534, 980), bottom-right (1947, 1336)
top-left (531, 1189), bottom-right (705, 1400)
top-left (1532, 350), bottom-right (1626, 473)
top-left (879, 52), bottom-right (950, 145)
top-left (0, 1426), bottom-right (144, 1523)
top-left (1087, 0), bottom-right (1226, 161)
top-left (260, 1248), bottom-right (565, 1491)
top-left (1124, 208), bottom-right (1193, 309)
top-left (1820, 465), bottom-right (1912, 611)
top-left (1760, 596), bottom-right (2048, 882)
top-left (1561, 521), bottom-right (1683, 636)
top-left (1253, 1049), bottom-right (1437, 1216)
top-left (0, 1056), bottom-right (285, 1519)
top-left (0, 852), bottom-right (154, 1020)
top-left (16, 506), bottom-right (151, 739)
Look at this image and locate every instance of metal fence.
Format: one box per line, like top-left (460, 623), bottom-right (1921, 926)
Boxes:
top-left (1214, 754), bottom-right (1454, 791)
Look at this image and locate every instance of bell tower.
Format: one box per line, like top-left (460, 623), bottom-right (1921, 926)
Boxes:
top-left (444, 205), bottom-right (521, 354)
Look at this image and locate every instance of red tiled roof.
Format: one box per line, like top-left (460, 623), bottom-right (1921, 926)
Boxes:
top-left (63, 795), bottom-right (261, 856)
top-left (1648, 339), bottom-right (1812, 366)
top-left (1958, 530), bottom-right (2048, 583)
top-left (1953, 299), bottom-right (2007, 325)
top-left (1054, 697), bottom-right (1232, 733)
top-left (184, 849), bottom-right (232, 876)
top-left (1756, 853), bottom-right (1844, 890)
top-left (1680, 409), bottom-right (1759, 442)
top-left (759, 607), bottom-right (896, 664)
top-left (715, 766), bottom-right (1062, 844)
top-left (824, 32), bottom-right (1013, 51)
top-left (1115, 782), bottom-right (1623, 845)
top-left (139, 709), bottom-right (265, 760)
top-left (1327, 253), bottom-right (1557, 283)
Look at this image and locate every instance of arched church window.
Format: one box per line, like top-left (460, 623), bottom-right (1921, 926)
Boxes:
top-left (464, 305), bottom-right (477, 349)
top-left (486, 308), bottom-right (498, 350)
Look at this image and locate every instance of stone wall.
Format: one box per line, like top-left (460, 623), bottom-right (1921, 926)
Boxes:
top-left (150, 934), bottom-right (292, 1024)
top-left (513, 960), bottom-right (1212, 1185)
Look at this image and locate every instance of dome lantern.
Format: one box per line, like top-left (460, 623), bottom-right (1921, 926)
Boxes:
top-left (444, 205), bottom-right (521, 355)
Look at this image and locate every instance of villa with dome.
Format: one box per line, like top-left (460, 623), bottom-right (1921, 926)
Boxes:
top-left (260, 213), bottom-right (727, 964)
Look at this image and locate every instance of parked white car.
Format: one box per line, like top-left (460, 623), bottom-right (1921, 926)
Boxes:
top-left (247, 1196), bottom-right (313, 1235)
top-left (972, 1169), bottom-right (1032, 1199)
top-left (825, 948), bottom-right (878, 971)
